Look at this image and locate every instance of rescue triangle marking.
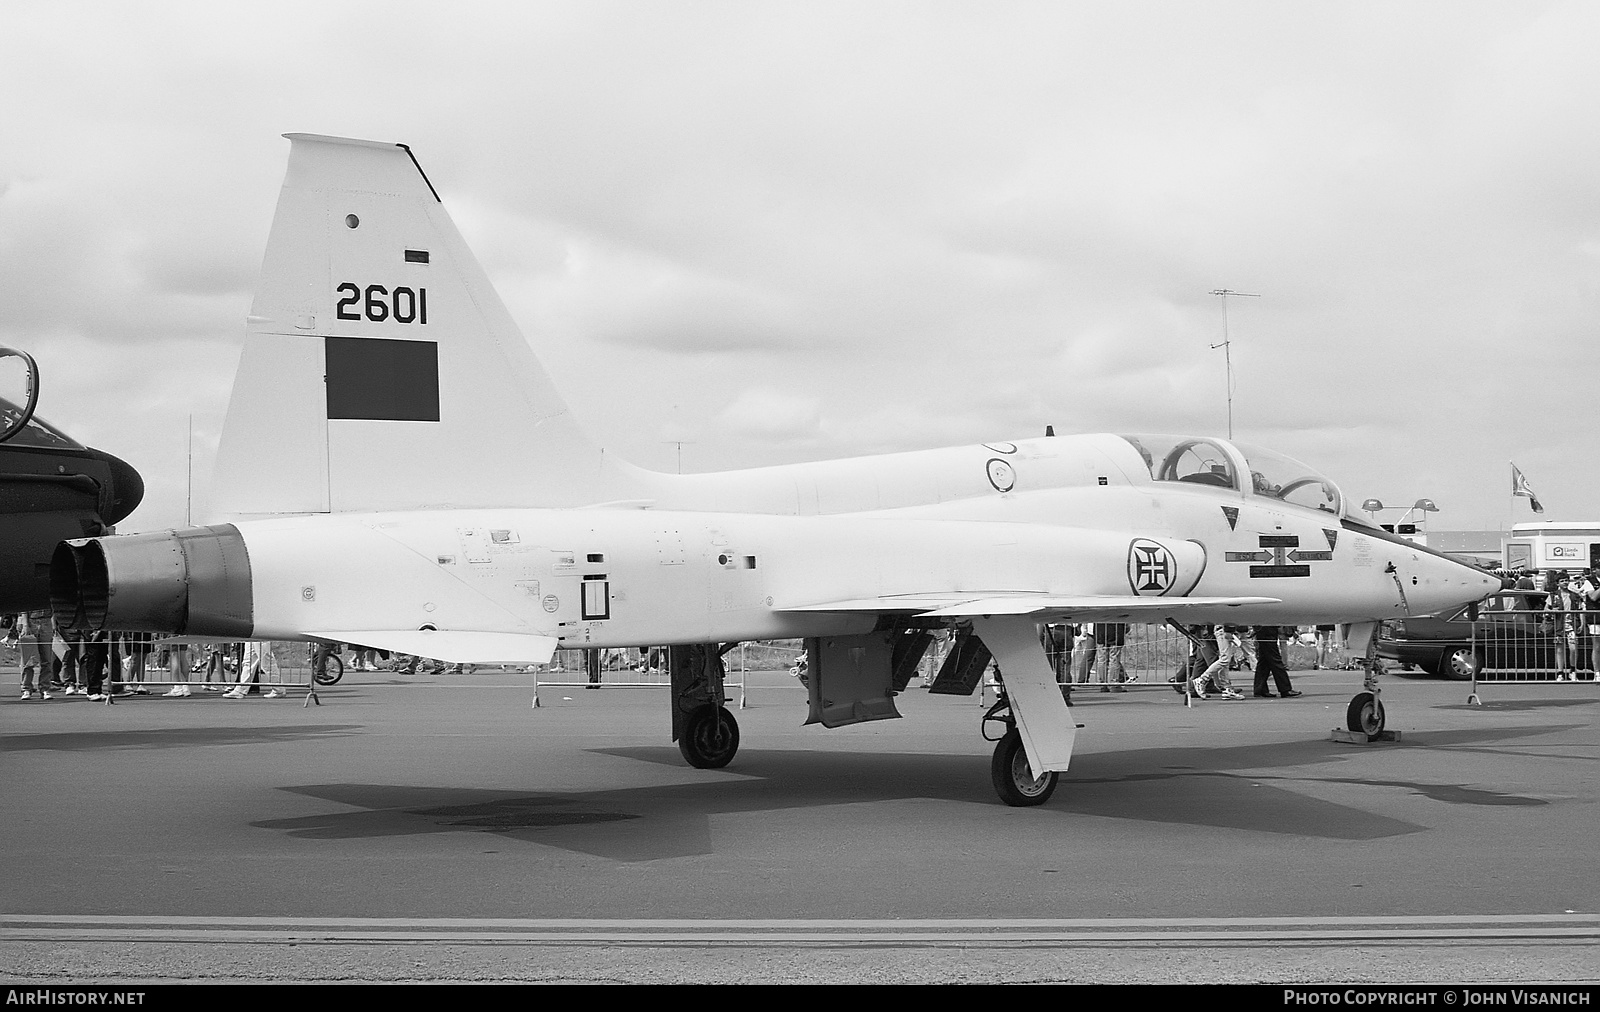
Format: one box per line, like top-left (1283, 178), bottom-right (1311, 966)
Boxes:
top-left (1221, 507), bottom-right (1239, 531)
top-left (1324, 528), bottom-right (1338, 550)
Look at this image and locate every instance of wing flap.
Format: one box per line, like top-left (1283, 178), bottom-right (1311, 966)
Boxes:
top-left (778, 595), bottom-right (969, 614)
top-left (307, 630), bottom-right (559, 665)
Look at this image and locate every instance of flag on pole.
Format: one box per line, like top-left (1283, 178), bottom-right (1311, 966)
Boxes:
top-left (1511, 462), bottom-right (1544, 514)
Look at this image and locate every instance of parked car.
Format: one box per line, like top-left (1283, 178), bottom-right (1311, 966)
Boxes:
top-left (1378, 591), bottom-right (1592, 680)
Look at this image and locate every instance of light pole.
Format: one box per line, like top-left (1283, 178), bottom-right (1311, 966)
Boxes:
top-left (1208, 289), bottom-right (1259, 440)
top-left (1360, 498), bottom-right (1440, 542)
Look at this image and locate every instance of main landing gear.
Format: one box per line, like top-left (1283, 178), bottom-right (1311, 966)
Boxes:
top-left (983, 696), bottom-right (1058, 807)
top-left (670, 643), bottom-right (741, 769)
top-left (678, 704), bottom-right (740, 769)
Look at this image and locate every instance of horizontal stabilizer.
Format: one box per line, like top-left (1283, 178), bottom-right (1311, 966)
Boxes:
top-left (308, 630), bottom-right (559, 665)
top-left (779, 593), bottom-right (1279, 621)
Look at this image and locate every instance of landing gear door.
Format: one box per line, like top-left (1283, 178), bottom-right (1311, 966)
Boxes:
top-left (972, 617), bottom-right (1077, 774)
top-left (803, 633), bottom-right (903, 727)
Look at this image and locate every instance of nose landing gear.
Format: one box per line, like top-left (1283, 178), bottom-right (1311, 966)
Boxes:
top-left (1345, 691), bottom-right (1385, 736)
top-left (1338, 622), bottom-right (1398, 743)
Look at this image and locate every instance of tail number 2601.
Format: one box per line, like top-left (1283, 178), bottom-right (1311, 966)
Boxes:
top-left (335, 283), bottom-right (427, 325)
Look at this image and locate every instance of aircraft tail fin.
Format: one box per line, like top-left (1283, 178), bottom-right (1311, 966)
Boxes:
top-left (209, 134), bottom-right (633, 519)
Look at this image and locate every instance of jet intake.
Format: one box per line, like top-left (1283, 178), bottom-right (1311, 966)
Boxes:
top-left (50, 524), bottom-right (253, 637)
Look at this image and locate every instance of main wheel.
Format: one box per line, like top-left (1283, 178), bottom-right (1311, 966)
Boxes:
top-left (678, 705), bottom-right (740, 769)
top-left (1345, 691), bottom-right (1385, 736)
top-left (313, 655), bottom-right (344, 686)
top-left (990, 729), bottom-right (1059, 807)
top-left (1435, 647), bottom-right (1480, 682)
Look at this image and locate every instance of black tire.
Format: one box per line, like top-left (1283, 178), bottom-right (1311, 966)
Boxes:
top-left (1435, 647), bottom-right (1480, 682)
top-left (313, 655), bottom-right (344, 686)
top-left (1345, 691), bottom-right (1385, 736)
top-left (990, 729), bottom-right (1059, 807)
top-left (678, 705), bottom-right (740, 769)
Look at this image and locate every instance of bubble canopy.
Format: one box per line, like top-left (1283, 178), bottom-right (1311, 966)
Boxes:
top-left (0, 395), bottom-right (82, 450)
top-left (1117, 434), bottom-right (1345, 516)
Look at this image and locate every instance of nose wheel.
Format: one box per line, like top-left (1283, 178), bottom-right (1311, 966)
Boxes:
top-left (1345, 690), bottom-right (1385, 736)
top-left (678, 704), bottom-right (740, 769)
top-left (1339, 625), bottom-right (1395, 741)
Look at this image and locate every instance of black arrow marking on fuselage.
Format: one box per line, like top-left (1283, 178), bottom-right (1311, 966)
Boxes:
top-left (1224, 534), bottom-right (1331, 578)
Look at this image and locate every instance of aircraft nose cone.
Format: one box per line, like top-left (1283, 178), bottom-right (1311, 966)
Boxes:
top-left (1448, 561), bottom-right (1502, 610)
top-left (86, 446), bottom-right (145, 525)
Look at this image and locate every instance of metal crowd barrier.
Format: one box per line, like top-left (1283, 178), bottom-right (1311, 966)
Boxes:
top-left (71, 638), bottom-right (321, 705)
top-left (10, 626), bottom-right (1351, 707)
top-left (1465, 606), bottom-right (1600, 684)
top-left (533, 645), bottom-right (757, 707)
top-left (979, 623), bottom-right (1204, 704)
top-left (523, 628), bottom-right (1318, 709)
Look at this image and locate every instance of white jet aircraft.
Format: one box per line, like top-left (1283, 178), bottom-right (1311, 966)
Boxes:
top-left (51, 134), bottom-right (1500, 806)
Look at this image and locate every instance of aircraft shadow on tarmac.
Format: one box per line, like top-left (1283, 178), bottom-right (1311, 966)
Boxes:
top-left (0, 724), bottom-right (364, 752)
top-left (1394, 723), bottom-right (1596, 763)
top-left (249, 724), bottom-right (1559, 861)
top-left (1433, 696), bottom-right (1600, 713)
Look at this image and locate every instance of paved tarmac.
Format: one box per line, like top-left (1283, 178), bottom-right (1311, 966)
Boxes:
top-left (2, 665), bottom-right (1596, 983)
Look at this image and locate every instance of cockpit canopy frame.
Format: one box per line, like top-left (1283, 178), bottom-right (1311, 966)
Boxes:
top-left (1118, 433), bottom-right (1345, 517)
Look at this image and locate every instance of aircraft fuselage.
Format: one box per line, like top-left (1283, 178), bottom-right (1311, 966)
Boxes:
top-left (64, 432), bottom-right (1497, 655)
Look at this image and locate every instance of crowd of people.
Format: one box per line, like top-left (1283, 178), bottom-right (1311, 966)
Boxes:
top-left (329, 643), bottom-right (473, 678)
top-left (1045, 622), bottom-right (1307, 700)
top-left (1492, 566), bottom-right (1600, 678)
top-left (3, 609), bottom-right (299, 701)
top-left (2, 611), bottom-right (492, 702)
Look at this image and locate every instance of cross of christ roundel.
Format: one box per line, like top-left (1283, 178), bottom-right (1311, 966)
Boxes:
top-left (1128, 538), bottom-right (1178, 596)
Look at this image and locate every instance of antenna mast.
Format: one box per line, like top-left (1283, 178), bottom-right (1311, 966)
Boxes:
top-left (1208, 289), bottom-right (1259, 439)
top-left (186, 413), bottom-right (193, 525)
top-left (662, 440), bottom-right (696, 474)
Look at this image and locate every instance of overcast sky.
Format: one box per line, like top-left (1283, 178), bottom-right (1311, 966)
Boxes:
top-left (3, 0), bottom-right (1596, 533)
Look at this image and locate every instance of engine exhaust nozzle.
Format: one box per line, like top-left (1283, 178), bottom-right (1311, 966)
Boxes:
top-left (50, 524), bottom-right (253, 637)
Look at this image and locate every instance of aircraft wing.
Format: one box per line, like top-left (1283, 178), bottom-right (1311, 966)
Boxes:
top-left (305, 630), bottom-right (560, 665)
top-left (778, 593), bottom-right (1279, 621)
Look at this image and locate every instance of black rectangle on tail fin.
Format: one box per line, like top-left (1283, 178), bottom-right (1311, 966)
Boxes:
top-left (325, 337), bottom-right (440, 421)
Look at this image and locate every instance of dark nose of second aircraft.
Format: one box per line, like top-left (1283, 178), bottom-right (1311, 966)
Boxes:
top-left (87, 446), bottom-right (145, 525)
